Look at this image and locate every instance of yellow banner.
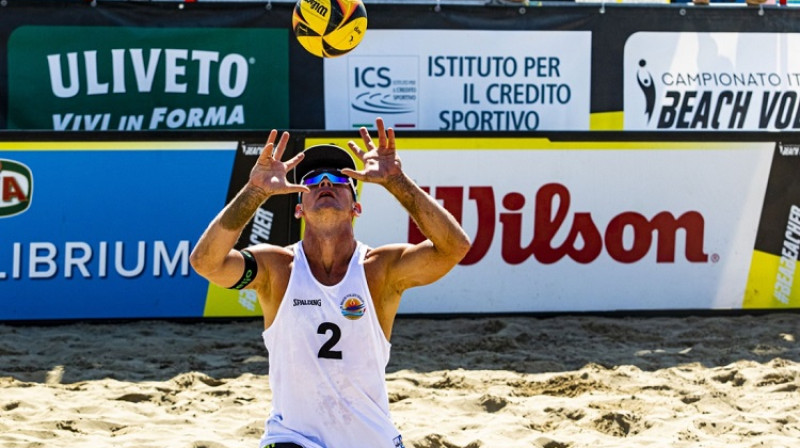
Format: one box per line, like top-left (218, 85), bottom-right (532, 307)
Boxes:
top-left (743, 250), bottom-right (800, 308)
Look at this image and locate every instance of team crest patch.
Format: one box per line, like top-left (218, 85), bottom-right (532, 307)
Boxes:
top-left (340, 294), bottom-right (366, 320)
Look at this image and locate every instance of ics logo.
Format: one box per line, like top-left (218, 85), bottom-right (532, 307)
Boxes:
top-left (340, 294), bottom-right (366, 320)
top-left (0, 159), bottom-right (33, 218)
top-left (342, 56), bottom-right (419, 129)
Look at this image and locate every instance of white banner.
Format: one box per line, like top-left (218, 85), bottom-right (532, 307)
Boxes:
top-left (341, 139), bottom-right (774, 313)
top-left (324, 30), bottom-right (591, 131)
top-left (624, 32), bottom-right (800, 131)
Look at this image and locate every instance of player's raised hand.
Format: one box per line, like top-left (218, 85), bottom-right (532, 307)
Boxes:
top-left (343, 117), bottom-right (403, 186)
top-left (249, 130), bottom-right (309, 197)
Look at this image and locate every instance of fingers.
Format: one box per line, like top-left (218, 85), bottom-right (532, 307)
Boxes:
top-left (373, 117), bottom-right (395, 152)
top-left (358, 126), bottom-right (374, 150)
top-left (340, 168), bottom-right (365, 181)
top-left (257, 130), bottom-right (291, 164)
top-left (356, 117), bottom-right (394, 152)
top-left (375, 117), bottom-right (387, 150)
top-left (272, 131), bottom-right (291, 161)
top-left (257, 129), bottom-right (279, 163)
top-left (386, 126), bottom-right (396, 151)
top-left (285, 184), bottom-right (311, 195)
top-left (346, 140), bottom-right (367, 160)
top-left (284, 152), bottom-right (305, 171)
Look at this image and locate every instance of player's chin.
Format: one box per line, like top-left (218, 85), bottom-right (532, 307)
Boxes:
top-left (313, 200), bottom-right (349, 212)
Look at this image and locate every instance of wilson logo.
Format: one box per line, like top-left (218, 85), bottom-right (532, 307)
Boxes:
top-left (0, 159), bottom-right (33, 218)
top-left (410, 183), bottom-right (709, 265)
top-left (305, 0), bottom-right (329, 17)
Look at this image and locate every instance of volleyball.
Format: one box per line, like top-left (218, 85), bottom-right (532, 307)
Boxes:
top-left (292, 0), bottom-right (368, 58)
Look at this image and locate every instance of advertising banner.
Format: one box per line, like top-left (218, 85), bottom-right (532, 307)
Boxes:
top-left (323, 30), bottom-right (592, 132)
top-left (744, 142), bottom-right (800, 309)
top-left (200, 136), bottom-right (304, 318)
top-left (624, 32), bottom-right (800, 131)
top-left (7, 26), bottom-right (289, 131)
top-left (306, 134), bottom-right (798, 313)
top-left (2, 132), bottom-right (797, 319)
top-left (2, 3), bottom-right (800, 132)
top-left (0, 141), bottom-right (237, 320)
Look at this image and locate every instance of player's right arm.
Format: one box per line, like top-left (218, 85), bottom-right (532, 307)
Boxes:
top-left (189, 130), bottom-right (308, 290)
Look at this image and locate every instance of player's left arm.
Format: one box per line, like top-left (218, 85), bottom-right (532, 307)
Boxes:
top-left (382, 173), bottom-right (471, 290)
top-left (343, 118), bottom-right (471, 292)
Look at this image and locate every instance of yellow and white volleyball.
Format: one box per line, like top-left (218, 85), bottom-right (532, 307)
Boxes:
top-left (292, 0), bottom-right (368, 58)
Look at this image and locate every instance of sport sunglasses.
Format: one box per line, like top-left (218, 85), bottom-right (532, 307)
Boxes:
top-left (300, 169), bottom-right (358, 198)
top-left (301, 169), bottom-right (351, 186)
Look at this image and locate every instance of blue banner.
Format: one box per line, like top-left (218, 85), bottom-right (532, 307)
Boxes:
top-left (0, 142), bottom-right (236, 320)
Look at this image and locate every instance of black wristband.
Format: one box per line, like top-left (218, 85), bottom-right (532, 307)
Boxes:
top-left (229, 250), bottom-right (258, 290)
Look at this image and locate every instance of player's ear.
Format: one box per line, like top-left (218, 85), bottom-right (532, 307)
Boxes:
top-left (352, 202), bottom-right (362, 217)
top-left (295, 203), bottom-right (304, 219)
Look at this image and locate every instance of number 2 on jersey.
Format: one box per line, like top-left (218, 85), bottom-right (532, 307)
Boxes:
top-left (317, 322), bottom-right (343, 359)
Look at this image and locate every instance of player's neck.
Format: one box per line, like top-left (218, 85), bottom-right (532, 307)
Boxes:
top-left (302, 229), bottom-right (356, 282)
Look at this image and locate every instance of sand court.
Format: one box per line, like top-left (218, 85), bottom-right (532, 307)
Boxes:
top-left (1, 313), bottom-right (799, 447)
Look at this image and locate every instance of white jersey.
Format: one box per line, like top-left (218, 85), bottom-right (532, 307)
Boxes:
top-left (260, 241), bottom-right (405, 448)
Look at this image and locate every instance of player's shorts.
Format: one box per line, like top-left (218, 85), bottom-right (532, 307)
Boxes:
top-left (264, 444), bottom-right (303, 448)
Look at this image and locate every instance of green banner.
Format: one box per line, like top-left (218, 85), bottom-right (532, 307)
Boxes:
top-left (7, 26), bottom-right (289, 131)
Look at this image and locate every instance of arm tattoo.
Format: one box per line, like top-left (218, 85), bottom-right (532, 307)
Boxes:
top-left (219, 187), bottom-right (267, 231)
top-left (385, 174), bottom-right (418, 212)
